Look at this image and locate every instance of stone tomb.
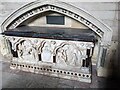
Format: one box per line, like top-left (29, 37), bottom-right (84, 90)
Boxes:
top-left (2, 26), bottom-right (96, 83)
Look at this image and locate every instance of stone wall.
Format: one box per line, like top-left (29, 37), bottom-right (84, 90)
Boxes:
top-left (0, 1), bottom-right (118, 76)
top-left (69, 2), bottom-right (118, 76)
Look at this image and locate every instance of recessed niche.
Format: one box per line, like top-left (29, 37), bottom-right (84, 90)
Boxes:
top-left (86, 75), bottom-right (89, 77)
top-left (83, 74), bottom-right (85, 77)
top-left (67, 72), bottom-right (70, 74)
top-left (75, 73), bottom-right (77, 75)
top-left (71, 73), bottom-right (73, 75)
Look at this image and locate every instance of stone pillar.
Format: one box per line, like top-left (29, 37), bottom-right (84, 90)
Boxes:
top-left (0, 34), bottom-right (12, 60)
top-left (97, 43), bottom-right (110, 77)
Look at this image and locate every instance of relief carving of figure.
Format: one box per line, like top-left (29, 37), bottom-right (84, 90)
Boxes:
top-left (56, 49), bottom-right (67, 66)
top-left (41, 41), bottom-right (55, 63)
top-left (17, 40), bottom-right (38, 61)
top-left (56, 44), bottom-right (82, 67)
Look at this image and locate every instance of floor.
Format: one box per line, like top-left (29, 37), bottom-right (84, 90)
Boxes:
top-left (0, 55), bottom-right (119, 89)
top-left (1, 62), bottom-right (103, 89)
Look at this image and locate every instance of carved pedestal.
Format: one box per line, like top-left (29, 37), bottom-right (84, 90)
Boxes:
top-left (6, 36), bottom-right (94, 83)
top-left (2, 26), bottom-right (96, 83)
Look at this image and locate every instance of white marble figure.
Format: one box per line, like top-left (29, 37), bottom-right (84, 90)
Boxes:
top-left (8, 37), bottom-right (19, 51)
top-left (56, 49), bottom-right (67, 66)
top-left (56, 44), bottom-right (82, 67)
top-left (17, 43), bottom-right (23, 59)
top-left (41, 42), bottom-right (53, 63)
top-left (17, 40), bottom-right (38, 62)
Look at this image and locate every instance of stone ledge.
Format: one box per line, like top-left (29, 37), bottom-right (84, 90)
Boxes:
top-left (10, 62), bottom-right (92, 83)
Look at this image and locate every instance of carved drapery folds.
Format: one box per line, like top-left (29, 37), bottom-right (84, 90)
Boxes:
top-left (55, 43), bottom-right (83, 67)
top-left (7, 36), bottom-right (94, 72)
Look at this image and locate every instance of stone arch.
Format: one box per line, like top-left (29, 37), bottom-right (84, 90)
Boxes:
top-left (0, 0), bottom-right (113, 76)
top-left (1, 0), bottom-right (112, 45)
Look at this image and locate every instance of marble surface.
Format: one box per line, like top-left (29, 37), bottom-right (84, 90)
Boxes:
top-left (2, 26), bottom-right (97, 42)
top-left (6, 36), bottom-right (94, 82)
top-left (1, 25), bottom-right (96, 83)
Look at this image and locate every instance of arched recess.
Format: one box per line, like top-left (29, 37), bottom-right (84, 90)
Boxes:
top-left (0, 0), bottom-right (113, 76)
top-left (1, 0), bottom-right (112, 43)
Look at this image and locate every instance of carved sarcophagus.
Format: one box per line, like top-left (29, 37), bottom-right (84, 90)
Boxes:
top-left (2, 26), bottom-right (97, 83)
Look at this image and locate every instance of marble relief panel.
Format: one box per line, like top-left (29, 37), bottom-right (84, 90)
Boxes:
top-left (7, 36), bottom-right (94, 68)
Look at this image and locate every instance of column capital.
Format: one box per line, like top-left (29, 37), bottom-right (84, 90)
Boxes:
top-left (99, 42), bottom-right (111, 49)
